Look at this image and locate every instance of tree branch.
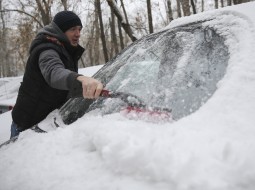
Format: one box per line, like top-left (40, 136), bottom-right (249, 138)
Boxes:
top-left (0, 9), bottom-right (43, 27)
top-left (106, 0), bottom-right (137, 42)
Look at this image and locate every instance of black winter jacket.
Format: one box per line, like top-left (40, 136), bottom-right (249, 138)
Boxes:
top-left (12, 22), bottom-right (84, 130)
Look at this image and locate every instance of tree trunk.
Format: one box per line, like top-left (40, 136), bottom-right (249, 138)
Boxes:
top-left (94, 0), bottom-right (100, 65)
top-left (227, 0), bottom-right (232, 6)
top-left (0, 0), bottom-right (16, 77)
top-left (176, 0), bottom-right (182, 17)
top-left (215, 0), bottom-right (219, 9)
top-left (35, 0), bottom-right (51, 26)
top-left (80, 56), bottom-right (86, 68)
top-left (201, 0), bottom-right (204, 12)
top-left (95, 0), bottom-right (109, 63)
top-left (107, 0), bottom-right (137, 41)
top-left (115, 0), bottom-right (124, 51)
top-left (221, 0), bottom-right (224, 7)
top-left (88, 16), bottom-right (95, 66)
top-left (0, 0), bottom-right (6, 77)
top-left (180, 0), bottom-right (190, 16)
top-left (166, 0), bottom-right (173, 23)
top-left (147, 0), bottom-right (153, 33)
top-left (110, 9), bottom-right (119, 56)
top-left (233, 0), bottom-right (248, 4)
top-left (118, 19), bottom-right (124, 50)
top-left (61, 0), bottom-right (68, 10)
top-left (190, 0), bottom-right (196, 14)
top-left (119, 0), bottom-right (137, 41)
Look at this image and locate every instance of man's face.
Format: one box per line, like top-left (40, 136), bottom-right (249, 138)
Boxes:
top-left (65, 26), bottom-right (82, 46)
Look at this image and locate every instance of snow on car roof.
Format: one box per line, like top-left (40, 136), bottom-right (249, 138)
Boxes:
top-left (167, 1), bottom-right (255, 28)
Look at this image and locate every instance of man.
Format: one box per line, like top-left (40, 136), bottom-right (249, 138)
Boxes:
top-left (11, 11), bottom-right (103, 138)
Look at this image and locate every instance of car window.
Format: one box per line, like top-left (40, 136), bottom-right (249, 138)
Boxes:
top-left (60, 21), bottom-right (229, 124)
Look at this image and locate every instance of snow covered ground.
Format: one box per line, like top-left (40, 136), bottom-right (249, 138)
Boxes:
top-left (1, 2), bottom-right (255, 190)
top-left (0, 76), bottom-right (22, 106)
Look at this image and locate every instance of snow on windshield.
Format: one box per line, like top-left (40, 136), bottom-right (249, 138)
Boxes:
top-left (96, 17), bottom-right (230, 120)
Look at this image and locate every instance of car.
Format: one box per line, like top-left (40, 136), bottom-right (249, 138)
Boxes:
top-left (0, 104), bottom-right (13, 114)
top-left (1, 2), bottom-right (255, 190)
top-left (27, 2), bottom-right (255, 132)
top-left (0, 77), bottom-right (22, 114)
top-left (56, 7), bottom-right (233, 126)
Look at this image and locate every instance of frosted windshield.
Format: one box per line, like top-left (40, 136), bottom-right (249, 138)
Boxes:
top-left (94, 23), bottom-right (229, 119)
top-left (60, 21), bottom-right (229, 124)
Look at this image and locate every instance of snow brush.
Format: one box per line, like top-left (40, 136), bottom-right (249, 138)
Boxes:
top-left (99, 89), bottom-right (172, 122)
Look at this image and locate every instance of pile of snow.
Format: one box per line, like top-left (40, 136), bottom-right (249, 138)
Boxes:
top-left (1, 3), bottom-right (255, 190)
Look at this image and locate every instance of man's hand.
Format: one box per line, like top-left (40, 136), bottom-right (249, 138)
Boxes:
top-left (77, 76), bottom-right (103, 99)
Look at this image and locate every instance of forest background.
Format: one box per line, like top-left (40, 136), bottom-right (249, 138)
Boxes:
top-left (0, 0), bottom-right (253, 78)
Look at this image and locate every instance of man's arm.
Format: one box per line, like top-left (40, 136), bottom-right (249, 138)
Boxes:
top-left (39, 49), bottom-right (103, 99)
top-left (39, 49), bottom-right (78, 90)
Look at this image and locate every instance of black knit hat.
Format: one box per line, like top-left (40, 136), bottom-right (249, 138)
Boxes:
top-left (53, 11), bottom-right (82, 32)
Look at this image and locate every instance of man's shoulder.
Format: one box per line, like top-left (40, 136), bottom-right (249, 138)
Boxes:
top-left (30, 35), bottom-right (64, 56)
top-left (44, 35), bottom-right (64, 47)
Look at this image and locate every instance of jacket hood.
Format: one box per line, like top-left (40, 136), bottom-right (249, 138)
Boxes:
top-left (37, 22), bottom-right (69, 44)
top-left (29, 22), bottom-right (85, 55)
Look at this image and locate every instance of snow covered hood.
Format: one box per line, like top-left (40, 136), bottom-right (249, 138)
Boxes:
top-left (1, 2), bottom-right (255, 190)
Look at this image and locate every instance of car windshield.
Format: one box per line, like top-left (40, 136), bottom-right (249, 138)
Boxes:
top-left (60, 21), bottom-right (229, 124)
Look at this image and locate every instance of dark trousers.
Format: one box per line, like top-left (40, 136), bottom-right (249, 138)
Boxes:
top-left (10, 121), bottom-right (20, 139)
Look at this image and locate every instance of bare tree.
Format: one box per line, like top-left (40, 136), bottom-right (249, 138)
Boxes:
top-left (201, 0), bottom-right (204, 12)
top-left (94, 1), bottom-right (101, 65)
top-left (0, 0), bottom-right (84, 74)
top-left (215, 0), bottom-right (219, 9)
top-left (85, 10), bottom-right (96, 66)
top-left (61, 0), bottom-right (68, 10)
top-left (147, 0), bottom-right (153, 33)
top-left (221, 0), bottom-right (224, 7)
top-left (166, 0), bottom-right (173, 23)
top-left (96, 0), bottom-right (109, 63)
top-left (110, 8), bottom-right (119, 57)
top-left (190, 0), bottom-right (197, 14)
top-left (0, 0), bottom-right (7, 77)
top-left (233, 0), bottom-right (251, 4)
top-left (0, 8), bottom-right (43, 27)
top-left (180, 0), bottom-right (190, 16)
top-left (3, 0), bottom-right (254, 77)
top-left (107, 0), bottom-right (137, 41)
top-left (176, 0), bottom-right (182, 17)
top-left (117, 19), bottom-right (124, 50)
top-left (0, 0), bottom-right (17, 77)
top-left (120, 0), bottom-right (131, 33)
top-left (35, 0), bottom-right (52, 26)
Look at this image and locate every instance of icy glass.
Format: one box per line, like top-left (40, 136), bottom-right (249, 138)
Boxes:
top-left (60, 22), bottom-right (229, 124)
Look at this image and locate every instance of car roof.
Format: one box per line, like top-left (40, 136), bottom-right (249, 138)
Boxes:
top-left (165, 2), bottom-right (255, 30)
